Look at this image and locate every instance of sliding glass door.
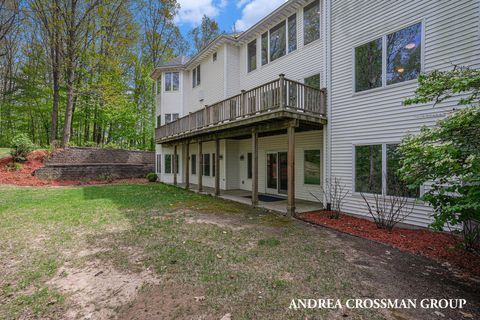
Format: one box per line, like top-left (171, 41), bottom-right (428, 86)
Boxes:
top-left (266, 152), bottom-right (288, 194)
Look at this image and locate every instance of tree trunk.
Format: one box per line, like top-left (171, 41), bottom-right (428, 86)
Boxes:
top-left (61, 58), bottom-right (75, 148)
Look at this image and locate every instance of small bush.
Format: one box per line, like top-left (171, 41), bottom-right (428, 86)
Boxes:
top-left (6, 162), bottom-right (23, 171)
top-left (146, 172), bottom-right (158, 182)
top-left (10, 133), bottom-right (34, 162)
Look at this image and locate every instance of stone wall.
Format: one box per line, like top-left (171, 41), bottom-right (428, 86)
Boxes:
top-left (34, 147), bottom-right (155, 181)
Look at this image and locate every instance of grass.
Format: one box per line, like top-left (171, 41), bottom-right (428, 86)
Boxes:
top-left (0, 147), bottom-right (10, 159)
top-left (0, 183), bottom-right (382, 319)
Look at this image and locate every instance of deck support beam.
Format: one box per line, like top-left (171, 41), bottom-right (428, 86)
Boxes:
top-left (215, 138), bottom-right (220, 196)
top-left (252, 129), bottom-right (258, 206)
top-left (185, 142), bottom-right (190, 189)
top-left (173, 145), bottom-right (177, 185)
top-left (287, 124), bottom-right (295, 216)
top-left (198, 141), bottom-right (203, 192)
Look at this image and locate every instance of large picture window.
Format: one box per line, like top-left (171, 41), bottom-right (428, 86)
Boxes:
top-left (304, 150), bottom-right (321, 185)
top-left (247, 40), bottom-right (257, 72)
top-left (165, 72), bottom-right (179, 91)
top-left (270, 21), bottom-right (286, 62)
top-left (288, 14), bottom-right (297, 53)
top-left (355, 39), bottom-right (383, 92)
top-left (355, 22), bottom-right (422, 92)
top-left (355, 145), bottom-right (382, 193)
top-left (387, 22), bottom-right (422, 85)
top-left (355, 144), bottom-right (419, 197)
top-left (303, 0), bottom-right (320, 45)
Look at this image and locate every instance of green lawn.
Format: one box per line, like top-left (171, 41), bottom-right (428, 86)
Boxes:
top-left (0, 183), bottom-right (382, 319)
top-left (0, 148), bottom-right (10, 159)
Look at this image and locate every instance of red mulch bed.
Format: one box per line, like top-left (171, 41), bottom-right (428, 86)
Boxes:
top-left (0, 150), bottom-right (147, 187)
top-left (298, 210), bottom-right (480, 277)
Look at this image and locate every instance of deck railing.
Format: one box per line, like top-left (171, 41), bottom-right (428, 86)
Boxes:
top-left (156, 74), bottom-right (326, 140)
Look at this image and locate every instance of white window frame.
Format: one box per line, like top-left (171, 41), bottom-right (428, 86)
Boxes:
top-left (352, 19), bottom-right (425, 95)
top-left (302, 0), bottom-right (321, 47)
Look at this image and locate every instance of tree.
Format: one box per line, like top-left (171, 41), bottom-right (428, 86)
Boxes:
top-left (399, 67), bottom-right (480, 251)
top-left (0, 0), bottom-right (19, 56)
top-left (190, 15), bottom-right (221, 53)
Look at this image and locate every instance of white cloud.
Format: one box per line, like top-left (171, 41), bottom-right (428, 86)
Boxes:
top-left (176, 0), bottom-right (222, 25)
top-left (235, 0), bottom-right (286, 31)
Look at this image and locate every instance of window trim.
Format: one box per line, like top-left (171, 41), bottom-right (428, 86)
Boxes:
top-left (247, 39), bottom-right (257, 73)
top-left (303, 0), bottom-right (321, 46)
top-left (192, 65), bottom-right (201, 88)
top-left (351, 19), bottom-right (425, 95)
top-left (352, 142), bottom-right (422, 199)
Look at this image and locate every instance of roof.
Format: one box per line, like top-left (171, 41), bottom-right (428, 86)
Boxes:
top-left (150, 0), bottom-right (311, 79)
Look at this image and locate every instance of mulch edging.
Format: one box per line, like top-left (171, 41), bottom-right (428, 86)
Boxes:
top-left (297, 210), bottom-right (480, 278)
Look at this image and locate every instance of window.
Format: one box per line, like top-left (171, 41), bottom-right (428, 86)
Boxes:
top-left (212, 153), bottom-right (216, 177)
top-left (387, 144), bottom-right (419, 197)
top-left (247, 40), bottom-right (257, 72)
top-left (304, 74), bottom-right (320, 89)
top-left (355, 145), bottom-right (382, 193)
top-left (270, 21), bottom-right (286, 62)
top-left (304, 150), bottom-right (321, 185)
top-left (303, 0), bottom-right (320, 45)
top-left (156, 115), bottom-right (161, 127)
top-left (165, 154), bottom-right (172, 174)
top-left (355, 38), bottom-right (383, 92)
top-left (172, 113), bottom-right (179, 121)
top-left (261, 32), bottom-right (268, 66)
top-left (165, 114), bottom-right (171, 123)
top-left (355, 22), bottom-right (422, 92)
top-left (191, 154), bottom-right (197, 174)
top-left (213, 52), bottom-right (217, 62)
top-left (247, 153), bottom-right (252, 179)
top-left (288, 14), bottom-right (297, 53)
top-left (156, 154), bottom-right (161, 174)
top-left (387, 22), bottom-right (422, 85)
top-left (165, 72), bottom-right (179, 91)
top-left (192, 65), bottom-right (201, 88)
top-left (203, 154), bottom-right (210, 176)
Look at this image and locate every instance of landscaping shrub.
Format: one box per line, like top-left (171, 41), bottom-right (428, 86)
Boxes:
top-left (311, 176), bottom-right (349, 219)
top-left (10, 133), bottom-right (34, 162)
top-left (146, 172), bottom-right (158, 182)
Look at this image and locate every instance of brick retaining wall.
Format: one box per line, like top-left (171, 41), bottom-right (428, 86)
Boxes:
top-left (34, 147), bottom-right (155, 180)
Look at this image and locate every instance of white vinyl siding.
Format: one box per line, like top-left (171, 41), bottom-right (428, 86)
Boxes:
top-left (329, 0), bottom-right (480, 227)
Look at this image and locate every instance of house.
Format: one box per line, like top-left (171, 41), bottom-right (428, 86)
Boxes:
top-left (151, 0), bottom-right (480, 227)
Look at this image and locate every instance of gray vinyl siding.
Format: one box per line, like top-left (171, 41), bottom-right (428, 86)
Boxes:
top-left (329, 0), bottom-right (480, 227)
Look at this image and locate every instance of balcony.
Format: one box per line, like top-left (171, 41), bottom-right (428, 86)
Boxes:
top-left (156, 75), bottom-right (327, 144)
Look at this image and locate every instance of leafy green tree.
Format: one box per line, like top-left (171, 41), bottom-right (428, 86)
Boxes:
top-left (399, 67), bottom-right (480, 250)
top-left (190, 15), bottom-right (221, 53)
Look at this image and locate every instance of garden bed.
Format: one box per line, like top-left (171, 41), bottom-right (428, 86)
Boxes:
top-left (298, 210), bottom-right (480, 277)
top-left (0, 150), bottom-right (147, 186)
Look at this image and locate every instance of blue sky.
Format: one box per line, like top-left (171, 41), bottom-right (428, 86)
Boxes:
top-left (176, 0), bottom-right (286, 35)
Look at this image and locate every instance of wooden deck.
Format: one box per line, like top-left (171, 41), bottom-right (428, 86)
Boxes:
top-left (155, 75), bottom-right (327, 144)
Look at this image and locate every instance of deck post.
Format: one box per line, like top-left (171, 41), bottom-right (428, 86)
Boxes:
top-left (215, 138), bottom-right (220, 196)
top-left (185, 141), bottom-right (190, 190)
top-left (252, 129), bottom-right (258, 206)
top-left (198, 141), bottom-right (203, 192)
top-left (287, 124), bottom-right (295, 216)
top-left (241, 89), bottom-right (246, 116)
top-left (173, 145), bottom-right (177, 185)
top-left (279, 74), bottom-right (285, 109)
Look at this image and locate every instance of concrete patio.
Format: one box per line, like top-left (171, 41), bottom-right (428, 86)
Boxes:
top-left (174, 183), bottom-right (323, 214)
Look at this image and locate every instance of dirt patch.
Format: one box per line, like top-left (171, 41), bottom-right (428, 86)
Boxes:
top-left (48, 260), bottom-right (159, 319)
top-left (118, 282), bottom-right (208, 320)
top-left (185, 212), bottom-right (254, 231)
top-left (298, 210), bottom-right (480, 278)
